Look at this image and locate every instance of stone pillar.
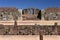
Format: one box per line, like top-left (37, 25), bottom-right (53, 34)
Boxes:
top-left (39, 30), bottom-right (43, 40)
top-left (13, 20), bottom-right (18, 35)
top-left (33, 8), bottom-right (35, 15)
top-left (54, 23), bottom-right (58, 35)
top-left (21, 9), bottom-right (22, 20)
top-left (24, 10), bottom-right (26, 14)
top-left (28, 9), bottom-right (30, 14)
top-left (18, 9), bottom-right (22, 20)
top-left (41, 10), bottom-right (45, 20)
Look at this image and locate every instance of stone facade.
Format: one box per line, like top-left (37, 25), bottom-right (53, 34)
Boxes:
top-left (0, 7), bottom-right (60, 21)
top-left (0, 7), bottom-right (21, 21)
top-left (44, 8), bottom-right (60, 20)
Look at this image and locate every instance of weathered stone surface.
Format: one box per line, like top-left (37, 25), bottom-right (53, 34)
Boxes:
top-left (44, 8), bottom-right (60, 20)
top-left (0, 25), bottom-right (59, 35)
top-left (0, 7), bottom-right (21, 21)
top-left (22, 8), bottom-right (41, 20)
top-left (0, 24), bottom-right (5, 35)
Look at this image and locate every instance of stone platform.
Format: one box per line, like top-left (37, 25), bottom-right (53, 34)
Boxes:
top-left (0, 20), bottom-right (60, 25)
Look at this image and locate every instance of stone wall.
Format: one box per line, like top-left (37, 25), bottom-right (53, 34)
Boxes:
top-left (44, 8), bottom-right (60, 20)
top-left (44, 12), bottom-right (60, 20)
top-left (0, 7), bottom-right (21, 21)
top-left (0, 25), bottom-right (60, 35)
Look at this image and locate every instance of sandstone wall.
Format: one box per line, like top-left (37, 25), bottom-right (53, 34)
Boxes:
top-left (44, 8), bottom-right (60, 20)
top-left (0, 25), bottom-right (59, 35)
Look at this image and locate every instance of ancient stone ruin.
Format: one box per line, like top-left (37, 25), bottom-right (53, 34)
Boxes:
top-left (0, 7), bottom-right (59, 35)
top-left (22, 8), bottom-right (41, 20)
top-left (0, 7), bottom-right (21, 21)
top-left (0, 23), bottom-right (59, 35)
top-left (44, 8), bottom-right (60, 20)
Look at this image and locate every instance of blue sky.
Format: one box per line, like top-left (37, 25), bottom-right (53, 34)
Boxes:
top-left (0, 0), bottom-right (60, 9)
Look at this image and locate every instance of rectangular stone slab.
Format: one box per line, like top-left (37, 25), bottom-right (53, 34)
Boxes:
top-left (43, 35), bottom-right (60, 40)
top-left (0, 35), bottom-right (39, 40)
